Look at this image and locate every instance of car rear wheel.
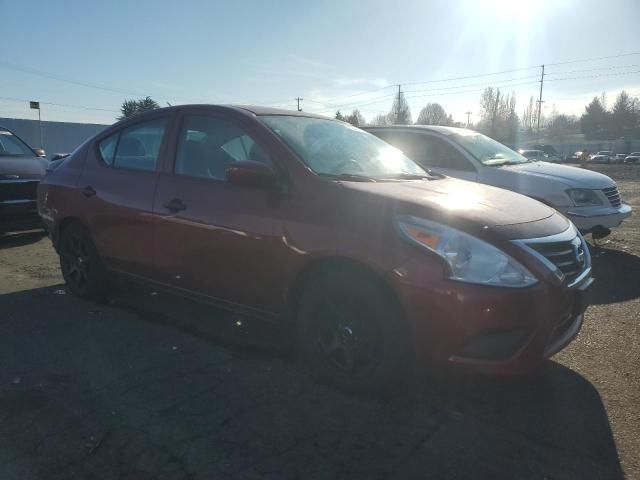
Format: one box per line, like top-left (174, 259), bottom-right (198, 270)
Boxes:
top-left (297, 269), bottom-right (410, 394)
top-left (59, 223), bottom-right (110, 299)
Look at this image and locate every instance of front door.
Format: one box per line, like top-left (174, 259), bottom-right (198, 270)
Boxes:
top-left (152, 112), bottom-right (286, 315)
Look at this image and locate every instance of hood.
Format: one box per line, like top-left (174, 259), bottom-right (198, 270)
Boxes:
top-left (0, 156), bottom-right (48, 180)
top-left (503, 161), bottom-right (614, 188)
top-left (342, 177), bottom-right (566, 236)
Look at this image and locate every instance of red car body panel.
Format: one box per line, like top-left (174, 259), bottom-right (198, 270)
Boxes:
top-left (38, 105), bottom-right (592, 374)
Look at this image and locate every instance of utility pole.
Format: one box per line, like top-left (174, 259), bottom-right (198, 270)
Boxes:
top-left (536, 64), bottom-right (545, 141)
top-left (295, 97), bottom-right (303, 112)
top-left (491, 90), bottom-right (500, 137)
top-left (465, 111), bottom-right (472, 128)
top-left (396, 84), bottom-right (401, 124)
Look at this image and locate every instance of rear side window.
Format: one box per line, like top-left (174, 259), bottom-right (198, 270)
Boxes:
top-left (97, 118), bottom-right (168, 172)
top-left (376, 131), bottom-right (474, 171)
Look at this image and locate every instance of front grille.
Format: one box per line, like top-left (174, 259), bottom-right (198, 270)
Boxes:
top-left (602, 185), bottom-right (621, 208)
top-left (526, 235), bottom-right (587, 284)
top-left (0, 180), bottom-right (39, 203)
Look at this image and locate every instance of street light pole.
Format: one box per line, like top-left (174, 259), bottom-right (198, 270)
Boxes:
top-left (30, 101), bottom-right (43, 148)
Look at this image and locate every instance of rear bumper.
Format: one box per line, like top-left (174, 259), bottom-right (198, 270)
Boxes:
top-left (566, 203), bottom-right (632, 232)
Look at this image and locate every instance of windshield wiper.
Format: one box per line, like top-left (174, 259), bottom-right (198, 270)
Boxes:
top-left (319, 173), bottom-right (377, 182)
top-left (385, 172), bottom-right (442, 180)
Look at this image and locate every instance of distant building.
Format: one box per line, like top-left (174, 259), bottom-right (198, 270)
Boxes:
top-left (0, 117), bottom-right (108, 155)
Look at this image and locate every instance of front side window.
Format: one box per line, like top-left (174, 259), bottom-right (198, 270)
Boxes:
top-left (259, 116), bottom-right (425, 179)
top-left (175, 115), bottom-right (272, 180)
top-left (98, 118), bottom-right (168, 171)
top-left (0, 131), bottom-right (34, 156)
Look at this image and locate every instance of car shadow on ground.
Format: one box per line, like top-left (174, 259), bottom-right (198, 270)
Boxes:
top-left (0, 229), bottom-right (47, 249)
top-left (0, 284), bottom-right (624, 479)
top-left (588, 244), bottom-right (640, 304)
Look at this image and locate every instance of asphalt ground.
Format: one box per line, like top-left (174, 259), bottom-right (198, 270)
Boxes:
top-left (0, 163), bottom-right (637, 479)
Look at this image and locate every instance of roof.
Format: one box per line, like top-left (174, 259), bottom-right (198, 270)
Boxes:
top-left (119, 104), bottom-right (331, 120)
top-left (230, 105), bottom-right (330, 119)
top-left (363, 125), bottom-right (473, 136)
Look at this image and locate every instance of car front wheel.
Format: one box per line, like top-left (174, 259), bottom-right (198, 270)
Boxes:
top-left (298, 268), bottom-right (410, 394)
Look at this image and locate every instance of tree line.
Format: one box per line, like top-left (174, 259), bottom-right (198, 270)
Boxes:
top-left (118, 89), bottom-right (640, 144)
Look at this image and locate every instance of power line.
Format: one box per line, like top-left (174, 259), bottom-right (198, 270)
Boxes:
top-left (0, 95), bottom-right (119, 113)
top-left (403, 74), bottom-right (540, 94)
top-left (0, 60), bottom-right (154, 99)
top-left (547, 63), bottom-right (640, 76)
top-left (305, 52), bottom-right (640, 107)
top-left (545, 70), bottom-right (640, 82)
top-left (402, 66), bottom-right (540, 87)
top-left (404, 80), bottom-right (540, 100)
top-left (545, 51), bottom-right (640, 67)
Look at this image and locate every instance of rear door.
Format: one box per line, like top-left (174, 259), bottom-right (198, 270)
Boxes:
top-left (152, 110), bottom-right (286, 314)
top-left (78, 114), bottom-right (173, 278)
top-left (373, 130), bottom-right (478, 180)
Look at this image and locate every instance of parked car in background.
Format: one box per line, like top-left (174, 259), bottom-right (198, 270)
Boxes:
top-left (569, 151), bottom-right (585, 163)
top-left (365, 126), bottom-right (632, 238)
top-left (38, 105), bottom-right (593, 393)
top-left (524, 144), bottom-right (563, 162)
top-left (624, 152), bottom-right (640, 164)
top-left (613, 153), bottom-right (627, 163)
top-left (518, 149), bottom-right (545, 161)
top-left (518, 149), bottom-right (561, 162)
top-left (0, 126), bottom-right (48, 233)
top-left (590, 151), bottom-right (613, 163)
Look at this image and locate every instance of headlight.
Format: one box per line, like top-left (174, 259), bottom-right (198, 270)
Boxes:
top-left (397, 216), bottom-right (537, 288)
top-left (566, 188), bottom-right (603, 206)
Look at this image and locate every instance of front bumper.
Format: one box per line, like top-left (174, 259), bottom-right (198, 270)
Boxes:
top-left (0, 200), bottom-right (43, 233)
top-left (565, 202), bottom-right (632, 232)
top-left (390, 255), bottom-right (593, 375)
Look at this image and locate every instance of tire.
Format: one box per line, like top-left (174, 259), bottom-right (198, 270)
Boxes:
top-left (297, 268), bottom-right (410, 394)
top-left (58, 223), bottom-right (111, 299)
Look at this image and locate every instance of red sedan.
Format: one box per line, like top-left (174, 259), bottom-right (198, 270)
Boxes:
top-left (38, 105), bottom-right (592, 392)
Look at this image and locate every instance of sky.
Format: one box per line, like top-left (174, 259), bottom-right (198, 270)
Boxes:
top-left (1, 0), bottom-right (640, 125)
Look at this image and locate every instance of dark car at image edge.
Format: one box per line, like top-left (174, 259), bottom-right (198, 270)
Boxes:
top-left (0, 126), bottom-right (49, 233)
top-left (38, 105), bottom-right (593, 393)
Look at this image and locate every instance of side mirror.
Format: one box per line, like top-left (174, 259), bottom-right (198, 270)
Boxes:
top-left (33, 148), bottom-right (46, 158)
top-left (226, 161), bottom-right (277, 189)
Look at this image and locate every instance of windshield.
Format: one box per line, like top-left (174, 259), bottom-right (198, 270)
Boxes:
top-left (451, 131), bottom-right (530, 166)
top-left (259, 115), bottom-right (427, 179)
top-left (0, 131), bottom-right (34, 156)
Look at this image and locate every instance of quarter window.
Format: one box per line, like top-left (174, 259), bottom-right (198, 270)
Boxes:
top-left (175, 115), bottom-right (272, 180)
top-left (97, 118), bottom-right (168, 171)
top-left (98, 133), bottom-right (118, 165)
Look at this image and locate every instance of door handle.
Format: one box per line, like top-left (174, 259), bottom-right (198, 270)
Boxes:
top-left (81, 185), bottom-right (96, 198)
top-left (163, 198), bottom-right (186, 213)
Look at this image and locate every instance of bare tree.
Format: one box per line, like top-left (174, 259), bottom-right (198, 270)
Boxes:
top-left (343, 109), bottom-right (366, 127)
top-left (371, 113), bottom-right (392, 126)
top-left (390, 92), bottom-right (412, 125)
top-left (415, 103), bottom-right (453, 125)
